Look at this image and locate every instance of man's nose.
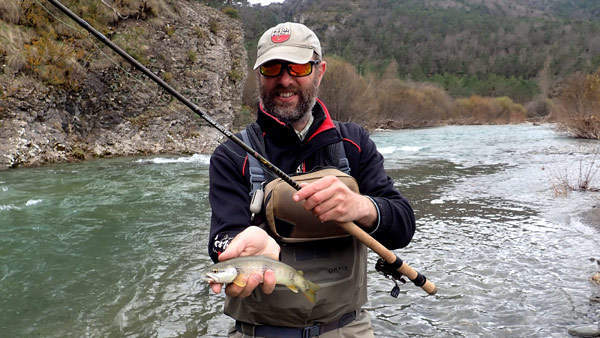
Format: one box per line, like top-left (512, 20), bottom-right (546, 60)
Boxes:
top-left (276, 68), bottom-right (294, 86)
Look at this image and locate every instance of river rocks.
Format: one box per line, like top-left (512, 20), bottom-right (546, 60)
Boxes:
top-left (568, 324), bottom-right (600, 337)
top-left (593, 272), bottom-right (600, 285)
top-left (0, 1), bottom-right (246, 169)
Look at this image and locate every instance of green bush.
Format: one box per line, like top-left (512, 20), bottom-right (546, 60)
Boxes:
top-left (221, 7), bottom-right (239, 19)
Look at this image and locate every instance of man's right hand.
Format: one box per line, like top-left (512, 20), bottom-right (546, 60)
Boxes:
top-left (209, 226), bottom-right (280, 298)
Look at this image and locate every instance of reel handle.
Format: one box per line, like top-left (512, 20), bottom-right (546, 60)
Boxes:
top-left (338, 221), bottom-right (437, 295)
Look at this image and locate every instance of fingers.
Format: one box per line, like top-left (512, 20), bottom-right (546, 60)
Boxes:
top-left (210, 282), bottom-right (222, 294)
top-left (293, 176), bottom-right (336, 202)
top-left (262, 269), bottom-right (276, 295)
top-left (225, 273), bottom-right (263, 298)
top-left (293, 176), bottom-right (357, 222)
top-left (218, 269), bottom-right (276, 298)
top-left (311, 197), bottom-right (345, 222)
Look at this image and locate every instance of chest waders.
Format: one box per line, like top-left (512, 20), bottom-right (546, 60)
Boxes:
top-left (225, 123), bottom-right (368, 327)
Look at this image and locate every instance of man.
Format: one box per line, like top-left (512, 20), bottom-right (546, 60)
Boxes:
top-left (208, 22), bottom-right (415, 337)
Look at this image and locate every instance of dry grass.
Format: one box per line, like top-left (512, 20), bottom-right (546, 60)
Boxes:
top-left (550, 150), bottom-right (600, 197)
top-left (0, 1), bottom-right (21, 24)
top-left (24, 34), bottom-right (86, 88)
top-left (0, 22), bottom-right (32, 74)
top-left (0, 0), bottom-right (176, 90)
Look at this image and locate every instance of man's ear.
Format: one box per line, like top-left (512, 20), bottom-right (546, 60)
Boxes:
top-left (315, 60), bottom-right (327, 87)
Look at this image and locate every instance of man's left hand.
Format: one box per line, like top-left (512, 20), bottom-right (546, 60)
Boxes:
top-left (209, 226), bottom-right (279, 296)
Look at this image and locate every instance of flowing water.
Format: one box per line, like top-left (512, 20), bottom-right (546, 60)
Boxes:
top-left (1, 124), bottom-right (599, 337)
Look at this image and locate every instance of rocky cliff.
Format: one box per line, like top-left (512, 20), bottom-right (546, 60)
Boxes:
top-left (0, 0), bottom-right (247, 169)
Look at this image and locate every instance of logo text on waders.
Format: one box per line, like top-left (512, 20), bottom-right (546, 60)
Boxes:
top-left (328, 265), bottom-right (348, 274)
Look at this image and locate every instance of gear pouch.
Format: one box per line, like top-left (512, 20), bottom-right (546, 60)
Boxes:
top-left (263, 168), bottom-right (359, 243)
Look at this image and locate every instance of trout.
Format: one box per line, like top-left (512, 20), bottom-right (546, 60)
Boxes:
top-left (203, 256), bottom-right (320, 303)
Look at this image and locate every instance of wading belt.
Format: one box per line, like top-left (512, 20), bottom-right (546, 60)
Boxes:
top-left (234, 310), bottom-right (356, 338)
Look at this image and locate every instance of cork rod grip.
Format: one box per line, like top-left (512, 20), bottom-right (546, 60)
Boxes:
top-left (337, 221), bottom-right (437, 295)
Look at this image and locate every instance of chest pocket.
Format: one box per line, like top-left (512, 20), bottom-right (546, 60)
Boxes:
top-left (263, 168), bottom-right (358, 243)
top-left (240, 122), bottom-right (353, 240)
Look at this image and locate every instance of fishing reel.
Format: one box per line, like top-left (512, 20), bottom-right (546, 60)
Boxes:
top-left (375, 258), bottom-right (407, 298)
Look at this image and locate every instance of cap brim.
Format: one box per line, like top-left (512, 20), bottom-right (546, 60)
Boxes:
top-left (253, 46), bottom-right (314, 70)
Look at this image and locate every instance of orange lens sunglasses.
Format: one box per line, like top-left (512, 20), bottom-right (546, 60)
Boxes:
top-left (259, 60), bottom-right (320, 78)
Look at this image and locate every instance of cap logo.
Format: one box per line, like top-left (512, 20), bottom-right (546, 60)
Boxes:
top-left (271, 26), bottom-right (291, 43)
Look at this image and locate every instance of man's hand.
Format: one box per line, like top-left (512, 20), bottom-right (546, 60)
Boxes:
top-left (293, 175), bottom-right (377, 227)
top-left (209, 226), bottom-right (280, 298)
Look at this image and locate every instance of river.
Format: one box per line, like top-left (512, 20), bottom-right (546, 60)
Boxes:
top-left (1, 123), bottom-right (599, 337)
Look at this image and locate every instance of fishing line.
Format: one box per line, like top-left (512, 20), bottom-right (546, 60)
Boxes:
top-left (44, 0), bottom-right (437, 295)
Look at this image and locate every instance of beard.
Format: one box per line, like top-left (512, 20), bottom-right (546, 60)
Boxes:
top-left (258, 76), bottom-right (319, 125)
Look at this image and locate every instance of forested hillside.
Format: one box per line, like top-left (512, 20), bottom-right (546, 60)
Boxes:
top-left (233, 0), bottom-right (600, 102)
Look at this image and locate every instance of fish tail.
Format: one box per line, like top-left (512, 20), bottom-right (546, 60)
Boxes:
top-left (301, 279), bottom-right (320, 304)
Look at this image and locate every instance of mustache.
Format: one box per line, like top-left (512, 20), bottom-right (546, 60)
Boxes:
top-left (272, 84), bottom-right (299, 94)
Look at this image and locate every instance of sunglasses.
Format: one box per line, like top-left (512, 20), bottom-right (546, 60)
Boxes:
top-left (259, 60), bottom-right (320, 78)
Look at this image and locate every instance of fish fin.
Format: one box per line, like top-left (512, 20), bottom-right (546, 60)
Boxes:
top-left (286, 284), bottom-right (299, 293)
top-left (233, 274), bottom-right (247, 287)
top-left (301, 279), bottom-right (320, 304)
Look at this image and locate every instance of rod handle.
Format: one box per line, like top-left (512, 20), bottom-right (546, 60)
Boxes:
top-left (394, 255), bottom-right (437, 295)
top-left (337, 221), bottom-right (437, 295)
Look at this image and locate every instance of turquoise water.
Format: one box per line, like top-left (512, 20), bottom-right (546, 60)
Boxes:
top-left (1, 124), bottom-right (599, 337)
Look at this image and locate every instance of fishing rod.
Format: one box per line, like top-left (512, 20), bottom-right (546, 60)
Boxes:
top-left (47, 0), bottom-right (437, 295)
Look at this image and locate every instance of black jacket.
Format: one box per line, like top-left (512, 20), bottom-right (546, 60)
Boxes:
top-left (208, 99), bottom-right (415, 262)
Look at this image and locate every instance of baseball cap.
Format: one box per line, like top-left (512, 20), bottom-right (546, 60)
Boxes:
top-left (253, 22), bottom-right (322, 70)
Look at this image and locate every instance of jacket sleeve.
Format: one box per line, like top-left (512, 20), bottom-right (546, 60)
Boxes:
top-left (344, 123), bottom-right (416, 249)
top-left (207, 140), bottom-right (252, 262)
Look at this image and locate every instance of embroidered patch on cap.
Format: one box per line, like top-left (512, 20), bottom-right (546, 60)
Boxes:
top-left (271, 26), bottom-right (291, 43)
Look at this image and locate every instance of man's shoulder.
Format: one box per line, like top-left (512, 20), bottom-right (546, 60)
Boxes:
top-left (334, 121), bottom-right (369, 140)
top-left (211, 133), bottom-right (246, 163)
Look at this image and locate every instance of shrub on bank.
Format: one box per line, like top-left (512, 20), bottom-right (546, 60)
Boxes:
top-left (318, 56), bottom-right (376, 123)
top-left (375, 79), bottom-right (454, 127)
top-left (553, 68), bottom-right (600, 139)
top-left (453, 95), bottom-right (526, 124)
top-left (525, 97), bottom-right (553, 120)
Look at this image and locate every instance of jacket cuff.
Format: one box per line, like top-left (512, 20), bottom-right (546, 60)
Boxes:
top-left (364, 196), bottom-right (381, 235)
top-left (210, 231), bottom-right (237, 262)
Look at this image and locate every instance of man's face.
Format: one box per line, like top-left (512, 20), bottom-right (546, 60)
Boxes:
top-left (258, 60), bottom-right (326, 125)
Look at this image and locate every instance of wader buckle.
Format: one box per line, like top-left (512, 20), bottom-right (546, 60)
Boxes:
top-left (302, 325), bottom-right (320, 338)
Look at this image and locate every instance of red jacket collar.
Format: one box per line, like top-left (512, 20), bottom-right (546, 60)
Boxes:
top-left (307, 99), bottom-right (335, 141)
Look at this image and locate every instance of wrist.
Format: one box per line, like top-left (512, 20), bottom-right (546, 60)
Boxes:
top-left (356, 195), bottom-right (378, 228)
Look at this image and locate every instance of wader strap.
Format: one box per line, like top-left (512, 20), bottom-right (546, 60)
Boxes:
top-left (332, 139), bottom-right (350, 175)
top-left (235, 311), bottom-right (356, 338)
top-left (333, 121), bottom-right (350, 175)
top-left (241, 125), bottom-right (265, 197)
